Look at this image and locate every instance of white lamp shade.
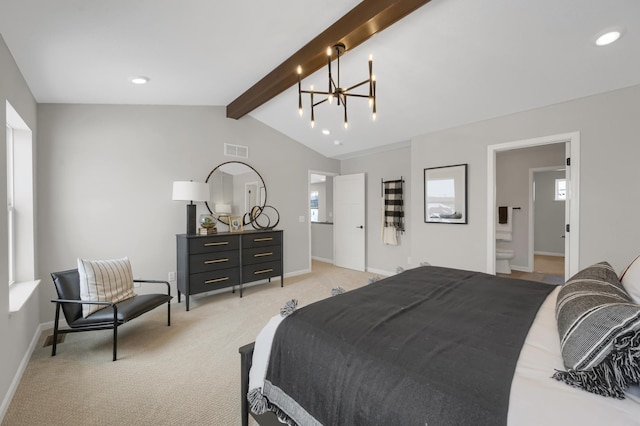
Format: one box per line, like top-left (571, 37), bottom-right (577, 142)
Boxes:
top-left (172, 181), bottom-right (209, 202)
top-left (215, 203), bottom-right (232, 215)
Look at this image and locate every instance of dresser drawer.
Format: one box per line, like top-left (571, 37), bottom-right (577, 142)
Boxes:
top-left (189, 235), bottom-right (239, 254)
top-left (242, 232), bottom-right (281, 249)
top-left (243, 246), bottom-right (281, 266)
top-left (190, 268), bottom-right (240, 294)
top-left (190, 250), bottom-right (240, 274)
top-left (242, 261), bottom-right (282, 283)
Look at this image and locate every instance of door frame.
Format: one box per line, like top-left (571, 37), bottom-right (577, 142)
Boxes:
top-left (486, 131), bottom-right (580, 277)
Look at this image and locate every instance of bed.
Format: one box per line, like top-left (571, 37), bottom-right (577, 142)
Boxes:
top-left (239, 264), bottom-right (640, 426)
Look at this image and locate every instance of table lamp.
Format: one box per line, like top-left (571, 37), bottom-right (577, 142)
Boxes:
top-left (172, 181), bottom-right (209, 235)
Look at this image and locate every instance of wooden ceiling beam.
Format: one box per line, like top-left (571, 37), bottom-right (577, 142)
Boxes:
top-left (226, 0), bottom-right (432, 119)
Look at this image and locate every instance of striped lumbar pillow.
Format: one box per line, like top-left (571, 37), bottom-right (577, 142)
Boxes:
top-left (554, 261), bottom-right (640, 398)
top-left (77, 257), bottom-right (136, 318)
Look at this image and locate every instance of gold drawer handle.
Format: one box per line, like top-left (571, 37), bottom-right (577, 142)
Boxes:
top-left (204, 258), bottom-right (229, 264)
top-left (204, 241), bottom-right (229, 246)
top-left (254, 237), bottom-right (273, 242)
top-left (254, 252), bottom-right (273, 257)
top-left (205, 277), bottom-right (229, 284)
top-left (254, 268), bottom-right (274, 275)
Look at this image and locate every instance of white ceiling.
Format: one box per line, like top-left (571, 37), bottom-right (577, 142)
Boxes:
top-left (1, 0), bottom-right (639, 159)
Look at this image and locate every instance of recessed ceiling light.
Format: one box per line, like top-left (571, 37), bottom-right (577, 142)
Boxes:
top-left (130, 76), bottom-right (150, 85)
top-left (595, 30), bottom-right (621, 47)
top-left (334, 140), bottom-right (341, 146)
top-left (322, 129), bottom-right (331, 135)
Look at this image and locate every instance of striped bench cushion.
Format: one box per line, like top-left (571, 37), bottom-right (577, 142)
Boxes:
top-left (554, 261), bottom-right (640, 398)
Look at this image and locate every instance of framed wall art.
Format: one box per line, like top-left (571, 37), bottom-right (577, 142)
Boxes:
top-left (424, 164), bottom-right (467, 224)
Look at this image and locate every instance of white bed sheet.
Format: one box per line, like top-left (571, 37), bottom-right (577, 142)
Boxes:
top-left (508, 287), bottom-right (640, 425)
top-left (250, 287), bottom-right (640, 425)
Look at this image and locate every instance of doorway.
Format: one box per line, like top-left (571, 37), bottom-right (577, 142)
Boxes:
top-left (487, 132), bottom-right (580, 278)
top-left (308, 170), bottom-right (338, 271)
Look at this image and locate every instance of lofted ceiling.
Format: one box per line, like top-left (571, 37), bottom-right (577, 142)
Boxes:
top-left (1, 0), bottom-right (639, 159)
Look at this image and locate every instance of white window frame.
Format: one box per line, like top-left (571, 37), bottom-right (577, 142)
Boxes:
top-left (6, 124), bottom-right (15, 284)
top-left (555, 178), bottom-right (567, 201)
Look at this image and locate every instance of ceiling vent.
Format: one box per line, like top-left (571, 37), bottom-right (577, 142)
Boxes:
top-left (224, 143), bottom-right (249, 158)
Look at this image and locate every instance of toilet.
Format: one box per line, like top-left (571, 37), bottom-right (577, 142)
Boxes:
top-left (496, 248), bottom-right (515, 274)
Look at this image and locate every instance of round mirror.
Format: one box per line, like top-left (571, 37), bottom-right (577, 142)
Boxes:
top-left (205, 161), bottom-right (267, 226)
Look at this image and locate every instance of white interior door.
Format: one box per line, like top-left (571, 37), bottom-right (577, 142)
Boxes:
top-left (334, 173), bottom-right (365, 271)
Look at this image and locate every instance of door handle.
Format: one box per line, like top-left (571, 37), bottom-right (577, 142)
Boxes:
top-left (356, 225), bottom-right (364, 229)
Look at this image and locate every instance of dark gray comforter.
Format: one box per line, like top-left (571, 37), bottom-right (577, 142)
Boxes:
top-left (262, 266), bottom-right (554, 425)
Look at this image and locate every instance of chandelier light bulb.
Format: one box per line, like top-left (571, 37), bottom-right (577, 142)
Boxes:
top-left (327, 47), bottom-right (332, 56)
top-left (297, 65), bottom-right (302, 74)
top-left (299, 108), bottom-right (303, 117)
top-left (369, 97), bottom-right (373, 108)
top-left (369, 54), bottom-right (373, 61)
top-left (311, 120), bottom-right (315, 128)
top-left (344, 121), bottom-right (349, 129)
top-left (329, 94), bottom-right (334, 104)
top-left (372, 112), bottom-right (377, 121)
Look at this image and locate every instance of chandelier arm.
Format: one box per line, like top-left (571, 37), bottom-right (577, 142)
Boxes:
top-left (345, 79), bottom-right (371, 92)
top-left (300, 89), bottom-right (331, 96)
top-left (313, 98), bottom-right (329, 107)
top-left (344, 93), bottom-right (371, 99)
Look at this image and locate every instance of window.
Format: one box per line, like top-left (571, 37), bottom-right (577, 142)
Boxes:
top-left (5, 101), bottom-right (35, 287)
top-left (310, 191), bottom-right (319, 222)
top-left (555, 178), bottom-right (567, 201)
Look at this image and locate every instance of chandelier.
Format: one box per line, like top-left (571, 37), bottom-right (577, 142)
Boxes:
top-left (297, 43), bottom-right (376, 129)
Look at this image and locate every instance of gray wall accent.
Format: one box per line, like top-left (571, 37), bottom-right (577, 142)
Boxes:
top-left (534, 170), bottom-right (565, 255)
top-left (410, 84), bottom-right (640, 274)
top-left (341, 146), bottom-right (411, 275)
top-left (35, 104), bottom-right (339, 323)
top-left (496, 144), bottom-right (565, 269)
top-left (0, 35), bottom-right (39, 417)
top-left (311, 222), bottom-right (333, 262)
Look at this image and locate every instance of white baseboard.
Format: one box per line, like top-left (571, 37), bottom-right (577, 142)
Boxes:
top-left (510, 265), bottom-right (533, 273)
top-left (366, 267), bottom-right (393, 277)
top-left (1, 322), bottom-right (49, 422)
top-left (311, 256), bottom-right (333, 263)
top-left (534, 251), bottom-right (565, 257)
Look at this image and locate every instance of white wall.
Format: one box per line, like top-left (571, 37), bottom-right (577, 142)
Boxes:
top-left (496, 144), bottom-right (565, 269)
top-left (341, 146), bottom-right (411, 275)
top-left (36, 104), bottom-right (339, 322)
top-left (311, 222), bottom-right (333, 262)
top-left (410, 84), bottom-right (640, 274)
top-left (0, 35), bottom-right (39, 419)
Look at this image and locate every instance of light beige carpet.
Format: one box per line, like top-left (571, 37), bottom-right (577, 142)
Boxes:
top-left (2, 261), bottom-right (376, 426)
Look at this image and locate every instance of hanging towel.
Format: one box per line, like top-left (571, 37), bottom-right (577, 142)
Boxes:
top-left (381, 197), bottom-right (398, 245)
top-left (496, 207), bottom-right (513, 241)
top-left (383, 179), bottom-right (404, 231)
top-left (498, 206), bottom-right (508, 224)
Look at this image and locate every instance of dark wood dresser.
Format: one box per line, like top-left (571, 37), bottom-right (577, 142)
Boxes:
top-left (176, 230), bottom-right (283, 311)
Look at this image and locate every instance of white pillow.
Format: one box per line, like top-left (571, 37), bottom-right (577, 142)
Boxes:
top-left (77, 257), bottom-right (136, 318)
top-left (620, 255), bottom-right (640, 304)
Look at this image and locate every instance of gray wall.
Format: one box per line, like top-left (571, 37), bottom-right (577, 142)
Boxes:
top-left (496, 144), bottom-right (565, 269)
top-left (36, 104), bottom-right (339, 323)
top-left (410, 84), bottom-right (640, 274)
top-left (0, 35), bottom-right (39, 417)
top-left (534, 170), bottom-right (565, 255)
top-left (341, 146), bottom-right (411, 275)
top-left (311, 222), bottom-right (333, 262)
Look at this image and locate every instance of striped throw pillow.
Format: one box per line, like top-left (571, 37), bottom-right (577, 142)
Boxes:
top-left (554, 261), bottom-right (640, 398)
top-left (77, 257), bottom-right (136, 318)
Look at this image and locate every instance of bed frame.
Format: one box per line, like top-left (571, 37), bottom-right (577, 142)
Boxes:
top-left (239, 342), bottom-right (281, 426)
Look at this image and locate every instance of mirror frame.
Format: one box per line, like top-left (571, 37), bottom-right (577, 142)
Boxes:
top-left (204, 161), bottom-right (267, 226)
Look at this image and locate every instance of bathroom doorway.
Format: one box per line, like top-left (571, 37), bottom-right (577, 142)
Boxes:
top-left (487, 132), bottom-right (580, 279)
